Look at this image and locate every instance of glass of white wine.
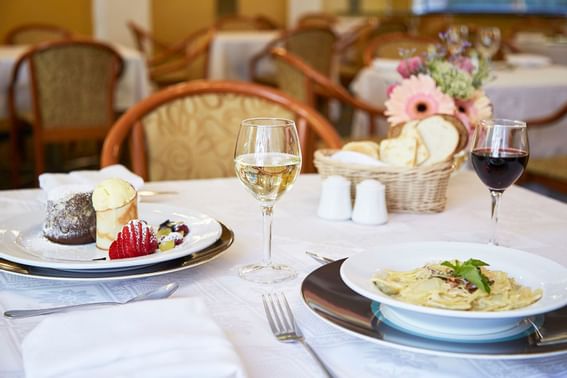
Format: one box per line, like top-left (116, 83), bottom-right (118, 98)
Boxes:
top-left (234, 118), bottom-right (302, 284)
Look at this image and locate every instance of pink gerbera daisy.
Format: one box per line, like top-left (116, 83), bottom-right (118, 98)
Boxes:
top-left (385, 74), bottom-right (456, 124)
top-left (455, 91), bottom-right (492, 134)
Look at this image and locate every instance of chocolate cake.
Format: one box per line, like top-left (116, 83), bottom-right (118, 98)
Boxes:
top-left (43, 185), bottom-right (96, 245)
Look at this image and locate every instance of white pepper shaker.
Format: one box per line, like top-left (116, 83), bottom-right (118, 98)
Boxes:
top-left (352, 179), bottom-right (388, 225)
top-left (317, 176), bottom-right (352, 221)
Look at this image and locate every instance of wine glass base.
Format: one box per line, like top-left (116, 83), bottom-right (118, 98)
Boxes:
top-left (238, 263), bottom-right (297, 284)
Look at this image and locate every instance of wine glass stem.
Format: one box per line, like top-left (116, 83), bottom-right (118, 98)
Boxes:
top-left (261, 205), bottom-right (274, 266)
top-left (489, 190), bottom-right (503, 245)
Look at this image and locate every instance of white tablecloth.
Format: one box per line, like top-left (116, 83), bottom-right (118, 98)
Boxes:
top-left (0, 44), bottom-right (151, 119)
top-left (350, 63), bottom-right (567, 158)
top-left (208, 31), bottom-right (279, 81)
top-left (2, 173), bottom-right (567, 377)
top-left (513, 35), bottom-right (567, 66)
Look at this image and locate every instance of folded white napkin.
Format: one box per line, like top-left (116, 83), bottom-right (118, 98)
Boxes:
top-left (22, 297), bottom-right (247, 378)
top-left (38, 164), bottom-right (144, 192)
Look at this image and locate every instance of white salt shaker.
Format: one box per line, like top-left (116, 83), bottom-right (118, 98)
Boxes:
top-left (352, 179), bottom-right (388, 225)
top-left (317, 176), bottom-right (352, 221)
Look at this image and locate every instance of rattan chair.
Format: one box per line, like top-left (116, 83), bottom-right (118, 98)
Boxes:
top-left (4, 23), bottom-right (72, 45)
top-left (101, 80), bottom-right (342, 178)
top-left (8, 39), bottom-right (124, 187)
top-left (271, 48), bottom-right (385, 136)
top-left (363, 32), bottom-right (436, 65)
top-left (250, 26), bottom-right (338, 86)
top-left (214, 14), bottom-right (280, 31)
top-left (520, 102), bottom-right (567, 194)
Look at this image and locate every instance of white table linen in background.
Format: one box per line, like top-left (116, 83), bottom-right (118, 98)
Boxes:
top-left (0, 44), bottom-right (151, 119)
top-left (22, 297), bottom-right (247, 378)
top-left (207, 31), bottom-right (279, 81)
top-left (350, 62), bottom-right (567, 158)
top-left (513, 34), bottom-right (567, 66)
top-left (2, 173), bottom-right (567, 377)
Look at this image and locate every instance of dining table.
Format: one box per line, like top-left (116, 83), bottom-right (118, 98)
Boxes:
top-left (513, 34), bottom-right (567, 66)
top-left (2, 172), bottom-right (567, 377)
top-left (350, 60), bottom-right (567, 159)
top-left (0, 44), bottom-right (152, 119)
top-left (207, 30), bottom-right (280, 81)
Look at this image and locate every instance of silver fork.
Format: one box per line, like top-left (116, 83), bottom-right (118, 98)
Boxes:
top-left (262, 293), bottom-right (335, 378)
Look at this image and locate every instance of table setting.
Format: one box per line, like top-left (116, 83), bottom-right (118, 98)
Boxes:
top-left (3, 40), bottom-right (567, 377)
top-left (2, 160), bottom-right (567, 376)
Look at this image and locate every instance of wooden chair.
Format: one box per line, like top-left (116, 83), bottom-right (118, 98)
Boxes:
top-left (147, 27), bottom-right (215, 87)
top-left (363, 32), bottom-right (437, 65)
top-left (127, 21), bottom-right (215, 87)
top-left (520, 102), bottom-right (567, 193)
top-left (127, 21), bottom-right (182, 63)
top-left (215, 14), bottom-right (280, 31)
top-left (4, 23), bottom-right (72, 45)
top-left (271, 48), bottom-right (385, 137)
top-left (8, 39), bottom-right (124, 187)
top-left (100, 80), bottom-right (342, 178)
top-left (250, 26), bottom-right (338, 86)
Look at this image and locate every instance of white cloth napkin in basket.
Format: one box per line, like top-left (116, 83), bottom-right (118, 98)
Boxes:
top-left (22, 297), bottom-right (247, 378)
top-left (38, 164), bottom-right (144, 192)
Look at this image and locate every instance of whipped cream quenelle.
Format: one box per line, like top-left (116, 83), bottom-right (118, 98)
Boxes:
top-left (92, 178), bottom-right (138, 250)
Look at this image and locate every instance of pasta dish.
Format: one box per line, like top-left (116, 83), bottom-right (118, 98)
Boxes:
top-left (371, 260), bottom-right (542, 311)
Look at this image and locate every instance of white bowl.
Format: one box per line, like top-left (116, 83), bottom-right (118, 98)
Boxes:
top-left (340, 241), bottom-right (567, 336)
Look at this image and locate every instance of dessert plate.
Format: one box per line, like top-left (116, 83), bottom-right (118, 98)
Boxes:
top-left (0, 222), bottom-right (233, 281)
top-left (301, 260), bottom-right (567, 359)
top-left (340, 242), bottom-right (567, 336)
top-left (0, 203), bottom-right (222, 271)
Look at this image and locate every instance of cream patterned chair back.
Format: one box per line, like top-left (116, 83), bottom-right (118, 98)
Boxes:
top-left (101, 80), bottom-right (343, 179)
top-left (141, 93), bottom-right (293, 180)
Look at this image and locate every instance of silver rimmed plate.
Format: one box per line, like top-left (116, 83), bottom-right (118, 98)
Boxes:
top-left (0, 203), bottom-right (222, 271)
top-left (0, 222), bottom-right (233, 281)
top-left (301, 259), bottom-right (567, 359)
top-left (339, 242), bottom-right (567, 336)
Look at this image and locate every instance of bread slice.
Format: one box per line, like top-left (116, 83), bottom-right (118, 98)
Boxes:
top-left (399, 121), bottom-right (430, 166)
top-left (342, 141), bottom-right (380, 159)
top-left (416, 115), bottom-right (459, 165)
top-left (379, 137), bottom-right (417, 167)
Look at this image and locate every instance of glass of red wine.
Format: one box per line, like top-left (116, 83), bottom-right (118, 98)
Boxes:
top-left (471, 119), bottom-right (529, 245)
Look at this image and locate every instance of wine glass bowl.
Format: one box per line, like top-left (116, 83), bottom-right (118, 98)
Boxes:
top-left (475, 27), bottom-right (501, 61)
top-left (445, 25), bottom-right (469, 56)
top-left (471, 119), bottom-right (529, 245)
top-left (234, 118), bottom-right (301, 284)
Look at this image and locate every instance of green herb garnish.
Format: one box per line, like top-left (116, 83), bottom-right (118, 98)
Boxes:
top-left (441, 259), bottom-right (492, 293)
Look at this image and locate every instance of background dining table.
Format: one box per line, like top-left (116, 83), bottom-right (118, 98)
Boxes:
top-left (2, 172), bottom-right (567, 377)
top-left (207, 30), bottom-right (280, 81)
top-left (350, 60), bottom-right (567, 159)
top-left (0, 44), bottom-right (151, 119)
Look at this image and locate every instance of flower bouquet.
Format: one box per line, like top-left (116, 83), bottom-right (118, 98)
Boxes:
top-left (385, 39), bottom-right (492, 136)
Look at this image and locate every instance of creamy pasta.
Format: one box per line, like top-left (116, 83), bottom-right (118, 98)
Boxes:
top-left (371, 262), bottom-right (542, 311)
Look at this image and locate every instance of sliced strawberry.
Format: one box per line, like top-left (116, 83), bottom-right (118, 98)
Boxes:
top-left (108, 220), bottom-right (158, 260)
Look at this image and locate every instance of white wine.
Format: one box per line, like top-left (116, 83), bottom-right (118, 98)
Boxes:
top-left (235, 152), bottom-right (301, 204)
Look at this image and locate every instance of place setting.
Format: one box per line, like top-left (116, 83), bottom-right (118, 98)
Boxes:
top-left (0, 166), bottom-right (234, 281)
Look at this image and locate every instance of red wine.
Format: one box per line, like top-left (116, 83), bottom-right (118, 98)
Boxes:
top-left (471, 148), bottom-right (529, 191)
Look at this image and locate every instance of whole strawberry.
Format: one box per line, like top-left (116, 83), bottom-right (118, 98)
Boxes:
top-left (109, 220), bottom-right (158, 259)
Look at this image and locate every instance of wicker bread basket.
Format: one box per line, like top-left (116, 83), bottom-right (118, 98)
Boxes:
top-left (314, 149), bottom-right (454, 213)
